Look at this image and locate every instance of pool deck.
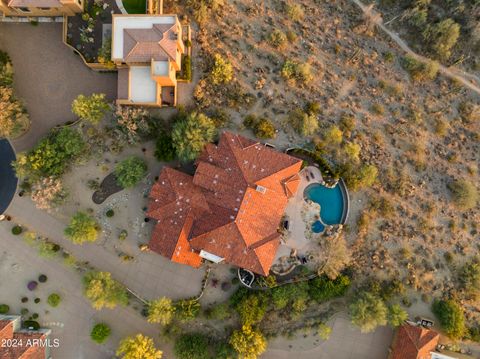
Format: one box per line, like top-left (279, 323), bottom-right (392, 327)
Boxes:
top-left (274, 166), bottom-right (323, 261)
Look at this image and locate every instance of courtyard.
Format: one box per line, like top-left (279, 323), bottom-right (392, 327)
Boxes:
top-left (0, 22), bottom-right (117, 152)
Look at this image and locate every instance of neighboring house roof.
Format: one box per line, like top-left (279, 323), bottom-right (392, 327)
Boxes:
top-left (147, 132), bottom-right (302, 275)
top-left (112, 15), bottom-right (179, 63)
top-left (390, 324), bottom-right (440, 359)
top-left (0, 316), bottom-right (50, 359)
top-left (8, 0), bottom-right (62, 7)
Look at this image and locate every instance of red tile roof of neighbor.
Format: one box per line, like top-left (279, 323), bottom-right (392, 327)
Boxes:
top-left (0, 317), bottom-right (49, 359)
top-left (390, 324), bottom-right (440, 359)
top-left (147, 132), bottom-right (302, 275)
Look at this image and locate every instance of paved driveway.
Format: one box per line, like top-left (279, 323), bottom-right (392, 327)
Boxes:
top-left (5, 196), bottom-right (205, 301)
top-left (0, 23), bottom-right (117, 152)
top-left (264, 314), bottom-right (394, 359)
top-left (0, 221), bottom-right (175, 359)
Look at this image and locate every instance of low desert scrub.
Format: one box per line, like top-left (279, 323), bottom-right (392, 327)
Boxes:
top-left (448, 179), bottom-right (478, 210)
top-left (268, 29), bottom-right (287, 48)
top-left (288, 107), bottom-right (319, 136)
top-left (458, 101), bottom-right (479, 124)
top-left (210, 54), bottom-right (233, 85)
top-left (281, 59), bottom-right (314, 85)
top-left (401, 56), bottom-right (439, 82)
top-left (284, 1), bottom-right (304, 21)
top-left (243, 114), bottom-right (276, 139)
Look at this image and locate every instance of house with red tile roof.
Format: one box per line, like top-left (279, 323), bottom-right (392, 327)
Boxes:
top-left (147, 132), bottom-right (302, 275)
top-left (111, 14), bottom-right (185, 107)
top-left (390, 323), bottom-right (459, 359)
top-left (0, 315), bottom-right (51, 359)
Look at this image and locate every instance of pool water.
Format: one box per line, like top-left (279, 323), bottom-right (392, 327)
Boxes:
top-left (304, 183), bottom-right (345, 226)
top-left (311, 221), bottom-right (325, 233)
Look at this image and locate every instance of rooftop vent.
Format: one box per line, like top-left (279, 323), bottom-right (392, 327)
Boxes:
top-left (256, 185), bottom-right (267, 194)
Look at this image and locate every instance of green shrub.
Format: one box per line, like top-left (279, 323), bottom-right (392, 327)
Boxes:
top-left (90, 323), bottom-right (111, 344)
top-left (281, 60), bottom-right (313, 85)
top-left (205, 302), bottom-right (231, 320)
top-left (271, 281), bottom-right (309, 310)
top-left (289, 109), bottom-right (318, 136)
top-left (174, 299), bottom-right (200, 322)
top-left (243, 115), bottom-right (276, 139)
top-left (210, 54), bottom-right (233, 85)
top-left (13, 127), bottom-right (86, 180)
top-left (401, 56), bottom-right (439, 82)
top-left (64, 212), bottom-right (99, 244)
top-left (422, 19), bottom-right (460, 60)
top-left (47, 293), bottom-right (61, 307)
top-left (171, 111), bottom-right (216, 162)
top-left (72, 93), bottom-right (110, 125)
top-left (235, 292), bottom-right (268, 325)
top-left (459, 260), bottom-right (480, 294)
top-left (448, 179), bottom-right (478, 210)
top-left (106, 209), bottom-right (114, 218)
top-left (154, 131), bottom-right (176, 162)
top-left (115, 156), bottom-right (147, 188)
top-left (285, 2), bottom-right (304, 21)
top-left (178, 55), bottom-right (192, 81)
top-left (268, 29), bottom-right (287, 48)
top-left (174, 333), bottom-right (209, 359)
top-left (432, 299), bottom-right (466, 339)
top-left (349, 291), bottom-right (388, 332)
top-left (308, 274), bottom-right (351, 302)
top-left (12, 225), bottom-right (23, 235)
top-left (0, 304), bottom-right (9, 314)
top-left (254, 118), bottom-right (276, 139)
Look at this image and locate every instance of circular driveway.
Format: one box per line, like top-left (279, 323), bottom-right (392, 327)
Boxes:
top-left (0, 139), bottom-right (17, 214)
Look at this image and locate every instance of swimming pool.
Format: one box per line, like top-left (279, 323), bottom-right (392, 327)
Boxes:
top-left (304, 181), bottom-right (349, 228)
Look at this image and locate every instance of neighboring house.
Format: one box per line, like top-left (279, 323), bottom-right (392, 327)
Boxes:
top-left (390, 323), bottom-right (462, 359)
top-left (147, 132), bottom-right (302, 275)
top-left (0, 315), bottom-right (52, 359)
top-left (0, 0), bottom-right (82, 17)
top-left (111, 14), bottom-right (185, 107)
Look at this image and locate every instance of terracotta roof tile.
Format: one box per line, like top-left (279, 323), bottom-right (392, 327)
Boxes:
top-left (390, 324), bottom-right (440, 359)
top-left (147, 132), bottom-right (302, 275)
top-left (0, 317), bottom-right (48, 359)
top-left (122, 23), bottom-right (178, 63)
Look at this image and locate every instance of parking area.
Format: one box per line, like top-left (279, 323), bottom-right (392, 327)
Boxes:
top-left (0, 22), bottom-right (117, 152)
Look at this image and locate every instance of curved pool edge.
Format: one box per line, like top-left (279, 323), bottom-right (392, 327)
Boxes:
top-left (338, 178), bottom-right (350, 225)
top-left (303, 179), bottom-right (350, 226)
top-left (0, 138), bottom-right (19, 215)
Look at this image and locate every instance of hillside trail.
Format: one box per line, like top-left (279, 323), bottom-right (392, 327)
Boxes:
top-left (350, 0), bottom-right (480, 97)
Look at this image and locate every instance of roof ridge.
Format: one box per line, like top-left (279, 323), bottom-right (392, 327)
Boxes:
top-left (157, 23), bottom-right (177, 62)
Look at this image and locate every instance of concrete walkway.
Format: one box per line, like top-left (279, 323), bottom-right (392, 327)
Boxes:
top-left (4, 195), bottom-right (205, 301)
top-left (264, 314), bottom-right (394, 359)
top-left (0, 22), bottom-right (117, 152)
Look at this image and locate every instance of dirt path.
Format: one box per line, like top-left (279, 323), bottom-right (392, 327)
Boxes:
top-left (350, 0), bottom-right (480, 96)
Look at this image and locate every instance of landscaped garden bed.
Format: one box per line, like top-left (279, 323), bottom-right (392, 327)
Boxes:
top-left (65, 0), bottom-right (121, 66)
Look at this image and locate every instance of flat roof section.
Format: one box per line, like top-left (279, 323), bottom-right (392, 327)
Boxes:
top-left (152, 60), bottom-right (168, 76)
top-left (129, 66), bottom-right (157, 103)
top-left (112, 15), bottom-right (176, 60)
